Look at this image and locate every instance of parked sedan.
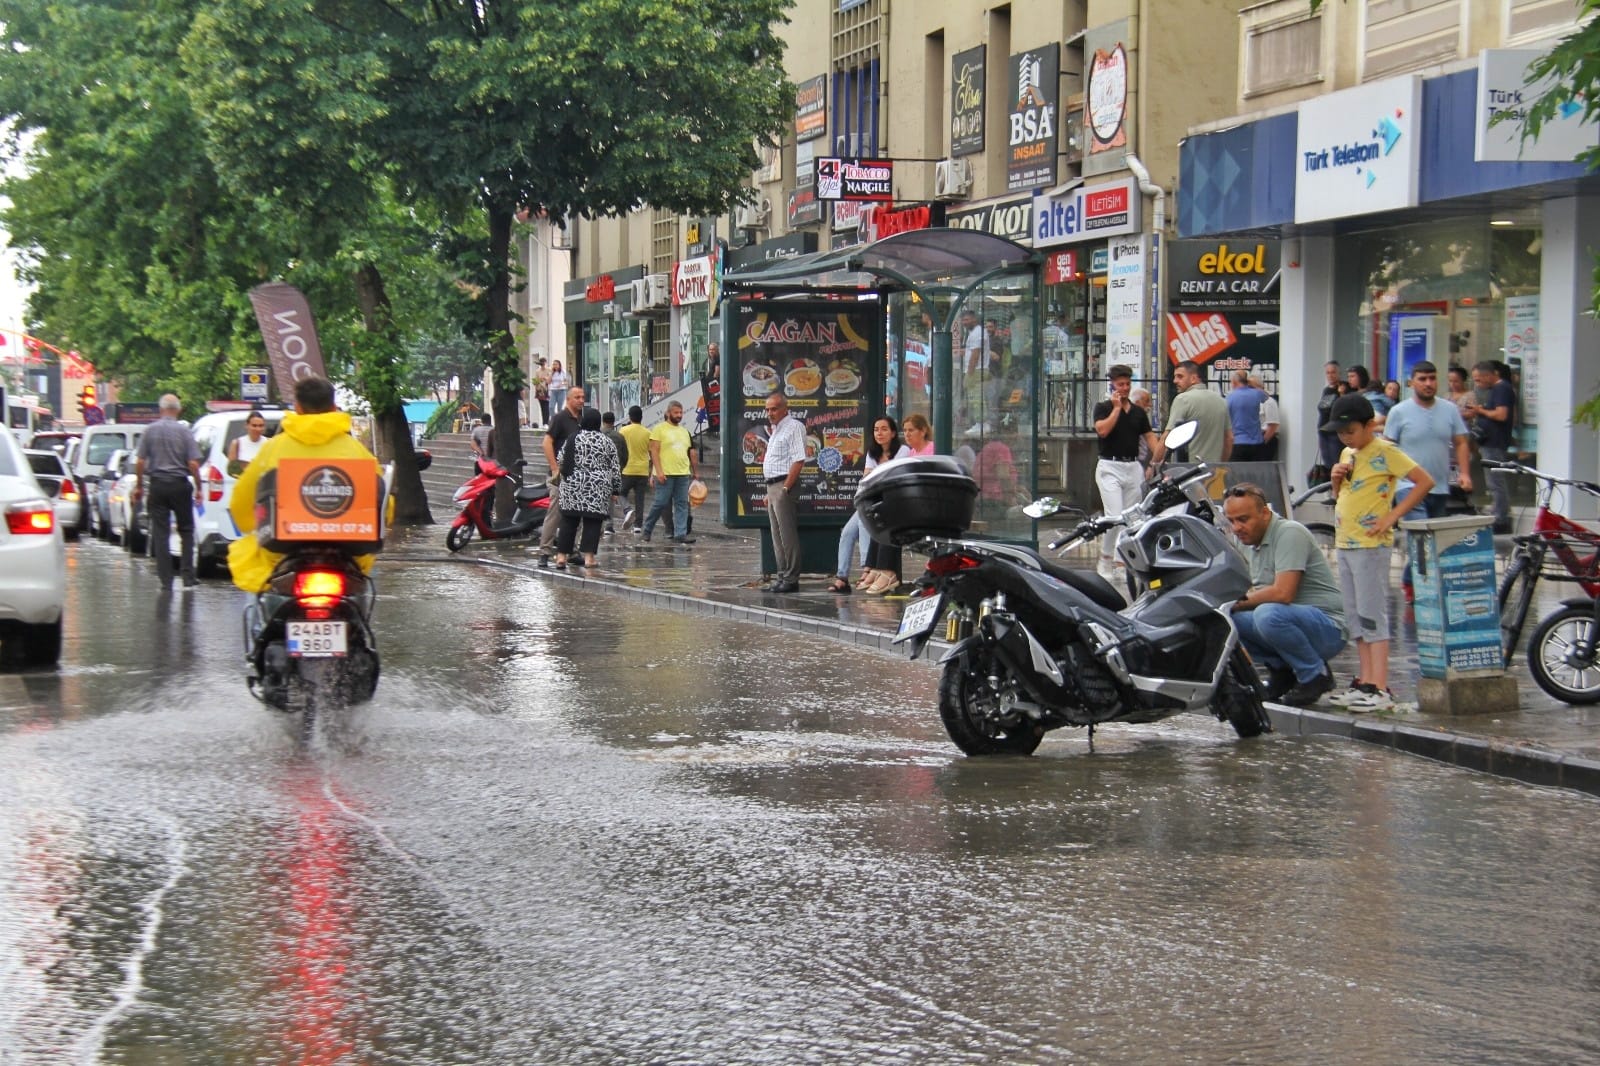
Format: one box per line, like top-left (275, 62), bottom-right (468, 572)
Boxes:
top-left (24, 449), bottom-right (81, 539)
top-left (0, 429), bottom-right (66, 666)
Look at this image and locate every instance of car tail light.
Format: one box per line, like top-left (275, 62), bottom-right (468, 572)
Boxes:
top-left (926, 551), bottom-right (983, 577)
top-left (203, 463), bottom-right (224, 502)
top-left (293, 569), bottom-right (347, 610)
top-left (60, 483), bottom-right (79, 501)
top-left (6, 499), bottom-right (56, 535)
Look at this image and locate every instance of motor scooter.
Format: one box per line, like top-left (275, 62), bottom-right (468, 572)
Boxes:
top-left (447, 458), bottom-right (551, 551)
top-left (243, 464), bottom-right (391, 743)
top-left (857, 421), bottom-right (1271, 756)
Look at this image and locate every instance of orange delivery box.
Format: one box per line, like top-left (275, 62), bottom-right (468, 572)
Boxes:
top-left (255, 457), bottom-right (386, 553)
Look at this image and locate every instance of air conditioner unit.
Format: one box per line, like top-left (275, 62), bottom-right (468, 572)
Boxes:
top-left (646, 273), bottom-right (671, 309)
top-left (734, 199), bottom-right (769, 231)
top-left (627, 278), bottom-right (650, 310)
top-left (933, 158), bottom-right (972, 201)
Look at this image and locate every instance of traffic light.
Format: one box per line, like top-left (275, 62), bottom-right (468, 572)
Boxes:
top-left (79, 384), bottom-right (96, 408)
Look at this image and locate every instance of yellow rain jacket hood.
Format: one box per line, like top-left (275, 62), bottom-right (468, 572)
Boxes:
top-left (227, 410), bottom-right (386, 592)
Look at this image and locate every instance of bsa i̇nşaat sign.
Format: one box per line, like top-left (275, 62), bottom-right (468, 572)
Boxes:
top-left (1006, 44), bottom-right (1059, 192)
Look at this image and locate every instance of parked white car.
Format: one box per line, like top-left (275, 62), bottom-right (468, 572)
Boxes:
top-left (25, 448), bottom-right (82, 539)
top-left (0, 429), bottom-right (67, 665)
top-left (189, 408), bottom-right (286, 577)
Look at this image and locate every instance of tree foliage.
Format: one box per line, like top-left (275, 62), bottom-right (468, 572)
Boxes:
top-left (1519, 2), bottom-right (1600, 428)
top-left (183, 0), bottom-right (794, 465)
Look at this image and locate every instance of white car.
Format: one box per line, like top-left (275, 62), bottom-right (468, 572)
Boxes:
top-left (71, 423), bottom-right (145, 538)
top-left (25, 449), bottom-right (82, 539)
top-left (189, 408), bottom-right (287, 576)
top-left (0, 429), bottom-right (67, 665)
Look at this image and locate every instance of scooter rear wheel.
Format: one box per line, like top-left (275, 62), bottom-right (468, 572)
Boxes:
top-left (938, 650), bottom-right (1045, 756)
top-left (446, 523), bottom-right (476, 552)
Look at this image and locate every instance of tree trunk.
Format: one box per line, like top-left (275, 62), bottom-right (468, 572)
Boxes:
top-left (354, 261), bottom-right (433, 525)
top-left (484, 204), bottom-right (525, 517)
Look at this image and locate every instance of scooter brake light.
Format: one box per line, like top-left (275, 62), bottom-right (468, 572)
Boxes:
top-left (293, 569), bottom-right (347, 609)
top-left (926, 552), bottom-right (983, 577)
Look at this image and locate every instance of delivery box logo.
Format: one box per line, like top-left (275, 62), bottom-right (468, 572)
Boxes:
top-left (267, 457), bottom-right (381, 545)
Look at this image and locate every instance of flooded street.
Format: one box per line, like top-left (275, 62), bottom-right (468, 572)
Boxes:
top-left (3, 542), bottom-right (1600, 1063)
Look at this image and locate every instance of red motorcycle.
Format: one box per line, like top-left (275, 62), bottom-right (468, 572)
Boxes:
top-left (446, 458), bottom-right (551, 551)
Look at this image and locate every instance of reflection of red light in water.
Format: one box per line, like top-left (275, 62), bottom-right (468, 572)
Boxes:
top-left (272, 766), bottom-right (362, 1065)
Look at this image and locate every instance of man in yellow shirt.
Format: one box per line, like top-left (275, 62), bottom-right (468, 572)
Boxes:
top-left (228, 377), bottom-right (387, 592)
top-left (641, 401), bottom-right (698, 544)
top-left (618, 404), bottom-right (653, 533)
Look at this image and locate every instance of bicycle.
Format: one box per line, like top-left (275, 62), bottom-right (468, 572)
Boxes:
top-left (1289, 481), bottom-right (1335, 555)
top-left (1489, 460), bottom-right (1600, 704)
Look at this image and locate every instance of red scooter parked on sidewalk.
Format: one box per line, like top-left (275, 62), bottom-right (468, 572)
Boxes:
top-left (446, 458), bottom-right (551, 551)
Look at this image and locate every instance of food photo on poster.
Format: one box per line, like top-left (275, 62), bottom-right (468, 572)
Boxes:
top-left (733, 304), bottom-right (878, 522)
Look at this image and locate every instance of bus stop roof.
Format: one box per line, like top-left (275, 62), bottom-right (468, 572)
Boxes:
top-left (722, 228), bottom-right (1035, 291)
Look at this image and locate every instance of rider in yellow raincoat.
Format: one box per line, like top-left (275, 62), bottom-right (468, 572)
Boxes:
top-left (229, 377), bottom-right (389, 592)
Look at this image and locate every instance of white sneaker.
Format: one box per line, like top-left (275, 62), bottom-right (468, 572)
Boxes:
top-left (1327, 683), bottom-right (1378, 706)
top-left (622, 507), bottom-right (635, 527)
top-left (1342, 687), bottom-right (1396, 713)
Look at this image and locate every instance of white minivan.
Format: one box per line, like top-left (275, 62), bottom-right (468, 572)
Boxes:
top-left (70, 423), bottom-right (145, 537)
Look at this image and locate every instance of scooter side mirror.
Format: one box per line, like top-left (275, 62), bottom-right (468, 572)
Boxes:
top-left (1023, 497), bottom-right (1061, 519)
top-left (1164, 420), bottom-right (1199, 452)
top-left (414, 449), bottom-right (433, 471)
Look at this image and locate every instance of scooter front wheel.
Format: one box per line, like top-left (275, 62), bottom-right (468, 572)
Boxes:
top-left (1216, 648), bottom-right (1273, 738)
top-left (938, 649), bottom-right (1044, 756)
top-left (446, 523), bottom-right (476, 552)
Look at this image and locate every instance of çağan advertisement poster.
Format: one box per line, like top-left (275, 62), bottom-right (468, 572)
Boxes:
top-left (733, 303), bottom-right (878, 521)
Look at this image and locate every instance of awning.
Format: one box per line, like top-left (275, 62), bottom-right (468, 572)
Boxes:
top-left (722, 228), bottom-right (1036, 291)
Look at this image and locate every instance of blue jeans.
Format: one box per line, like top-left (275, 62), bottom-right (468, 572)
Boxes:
top-left (1234, 602), bottom-right (1347, 684)
top-left (1402, 493), bottom-right (1451, 588)
top-left (835, 513), bottom-right (868, 578)
top-left (643, 475), bottom-right (690, 538)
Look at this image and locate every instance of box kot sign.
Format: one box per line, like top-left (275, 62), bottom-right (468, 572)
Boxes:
top-left (816, 158), bottom-right (893, 201)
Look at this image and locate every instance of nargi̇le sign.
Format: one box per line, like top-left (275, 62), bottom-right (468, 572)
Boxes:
top-left (815, 158), bottom-right (893, 201)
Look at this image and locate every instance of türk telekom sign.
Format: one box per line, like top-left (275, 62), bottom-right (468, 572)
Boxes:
top-left (1031, 176), bottom-right (1141, 247)
top-left (671, 256), bottom-right (716, 307)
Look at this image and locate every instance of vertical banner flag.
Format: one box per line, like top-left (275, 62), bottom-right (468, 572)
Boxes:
top-left (248, 283), bottom-right (328, 400)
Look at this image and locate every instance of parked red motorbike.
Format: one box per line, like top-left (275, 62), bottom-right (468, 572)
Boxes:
top-left (446, 458), bottom-right (551, 551)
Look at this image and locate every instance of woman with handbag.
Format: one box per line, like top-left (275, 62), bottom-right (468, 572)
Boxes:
top-left (554, 407), bottom-right (621, 571)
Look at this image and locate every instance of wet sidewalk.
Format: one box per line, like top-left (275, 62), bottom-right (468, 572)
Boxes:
top-left (389, 508), bottom-right (1600, 795)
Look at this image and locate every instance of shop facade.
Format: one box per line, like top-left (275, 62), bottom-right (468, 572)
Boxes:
top-left (1179, 55), bottom-right (1600, 492)
top-left (563, 265), bottom-right (645, 421)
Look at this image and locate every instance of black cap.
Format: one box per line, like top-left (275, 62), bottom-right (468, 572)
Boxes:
top-left (1320, 393), bottom-right (1375, 432)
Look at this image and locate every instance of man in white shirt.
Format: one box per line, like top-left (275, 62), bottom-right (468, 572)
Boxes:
top-left (960, 308), bottom-right (984, 374)
top-left (761, 393), bottom-right (808, 593)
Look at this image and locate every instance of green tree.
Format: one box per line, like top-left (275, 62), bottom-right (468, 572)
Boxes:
top-left (183, 0), bottom-right (793, 472)
top-left (1519, 3), bottom-right (1600, 427)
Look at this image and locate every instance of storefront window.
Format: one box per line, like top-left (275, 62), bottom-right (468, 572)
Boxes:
top-left (1040, 243), bottom-right (1108, 435)
top-left (1350, 215), bottom-right (1541, 450)
top-left (576, 318), bottom-right (644, 419)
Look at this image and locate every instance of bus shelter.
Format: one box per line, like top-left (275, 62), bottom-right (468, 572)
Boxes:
top-left (719, 229), bottom-right (1041, 572)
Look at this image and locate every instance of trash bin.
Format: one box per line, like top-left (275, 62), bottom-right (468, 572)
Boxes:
top-left (1405, 514), bottom-right (1519, 713)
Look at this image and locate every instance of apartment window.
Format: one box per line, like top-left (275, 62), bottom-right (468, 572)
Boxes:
top-left (1244, 13), bottom-right (1323, 96)
top-left (651, 208), bottom-right (676, 276)
top-left (1364, 0), bottom-right (1462, 80)
top-left (1506, 0), bottom-right (1581, 43)
top-left (833, 0), bottom-right (883, 158)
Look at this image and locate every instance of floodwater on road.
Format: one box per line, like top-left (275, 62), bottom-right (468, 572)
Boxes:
top-left (2, 542), bottom-right (1599, 1064)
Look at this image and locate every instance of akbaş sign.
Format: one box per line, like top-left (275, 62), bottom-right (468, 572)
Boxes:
top-left (1031, 177), bottom-right (1140, 247)
top-left (1294, 74), bottom-right (1421, 224)
top-left (1475, 48), bottom-right (1598, 163)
